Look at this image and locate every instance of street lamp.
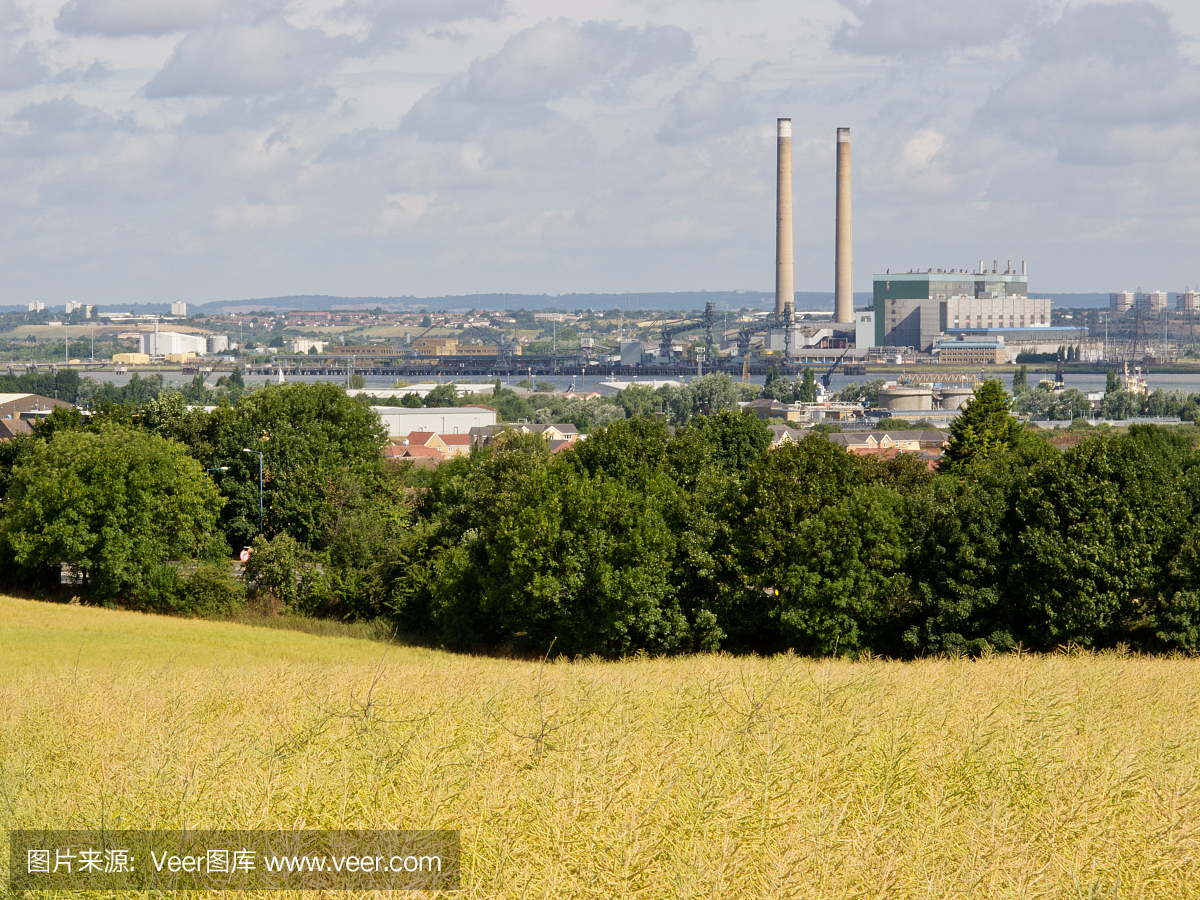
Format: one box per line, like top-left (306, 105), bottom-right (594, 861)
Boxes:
top-left (242, 449), bottom-right (263, 533)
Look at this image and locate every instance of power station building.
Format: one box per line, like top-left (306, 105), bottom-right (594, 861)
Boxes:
top-left (873, 262), bottom-right (1050, 351)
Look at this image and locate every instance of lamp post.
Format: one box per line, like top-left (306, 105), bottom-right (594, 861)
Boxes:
top-left (242, 449), bottom-right (263, 533)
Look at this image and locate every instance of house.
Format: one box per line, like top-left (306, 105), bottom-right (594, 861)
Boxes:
top-left (767, 424), bottom-right (804, 447)
top-left (563, 391), bottom-right (603, 401)
top-left (439, 433), bottom-right (472, 457)
top-left (469, 423), bottom-right (582, 448)
top-left (746, 398), bottom-right (793, 421)
top-left (826, 430), bottom-right (950, 456)
top-left (402, 432), bottom-right (450, 454)
top-left (0, 417), bottom-right (34, 440)
top-left (0, 394), bottom-right (74, 440)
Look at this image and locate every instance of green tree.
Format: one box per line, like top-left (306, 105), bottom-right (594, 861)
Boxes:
top-left (762, 367), bottom-right (791, 402)
top-left (423, 384), bottom-right (460, 407)
top-left (772, 486), bottom-right (910, 656)
top-left (1008, 429), bottom-right (1193, 648)
top-left (940, 379), bottom-right (1022, 473)
top-left (0, 428), bottom-right (222, 599)
top-left (349, 373), bottom-right (367, 389)
top-left (795, 367), bottom-right (818, 403)
top-left (1106, 369), bottom-right (1118, 394)
top-left (615, 384), bottom-right (658, 419)
top-left (214, 382), bottom-right (387, 548)
top-left (1012, 365), bottom-right (1028, 395)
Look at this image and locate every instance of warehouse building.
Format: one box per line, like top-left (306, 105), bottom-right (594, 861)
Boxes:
top-left (371, 405), bottom-right (497, 439)
top-left (140, 331), bottom-right (207, 357)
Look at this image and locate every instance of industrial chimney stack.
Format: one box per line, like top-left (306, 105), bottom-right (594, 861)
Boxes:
top-left (835, 128), bottom-right (853, 324)
top-left (775, 118), bottom-right (794, 319)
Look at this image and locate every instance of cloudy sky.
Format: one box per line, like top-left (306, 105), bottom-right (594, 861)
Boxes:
top-left (1, 0), bottom-right (1198, 305)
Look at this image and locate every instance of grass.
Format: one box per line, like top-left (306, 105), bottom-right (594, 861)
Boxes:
top-left (2, 595), bottom-right (1199, 898)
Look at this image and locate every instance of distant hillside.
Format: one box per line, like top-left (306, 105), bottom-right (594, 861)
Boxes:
top-left (192, 291), bottom-right (882, 314)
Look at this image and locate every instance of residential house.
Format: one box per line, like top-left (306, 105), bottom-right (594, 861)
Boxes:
top-left (767, 424), bottom-right (804, 447)
top-left (825, 430), bottom-right (950, 464)
top-left (469, 422), bottom-right (581, 448)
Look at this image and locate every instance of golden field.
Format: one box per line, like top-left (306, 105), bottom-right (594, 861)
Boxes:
top-left (1, 595), bottom-right (1198, 898)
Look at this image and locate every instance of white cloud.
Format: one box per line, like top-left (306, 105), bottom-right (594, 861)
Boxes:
top-left (404, 18), bottom-right (692, 141)
top-left (55, 0), bottom-right (233, 37)
top-left (980, 2), bottom-right (1200, 158)
top-left (214, 198), bottom-right (302, 230)
top-left (0, 39), bottom-right (45, 90)
top-left (376, 191), bottom-right (435, 231)
top-left (144, 17), bottom-right (344, 97)
top-left (0, 0), bottom-right (1199, 304)
top-left (833, 0), bottom-right (1041, 57)
top-left (658, 72), bottom-right (753, 143)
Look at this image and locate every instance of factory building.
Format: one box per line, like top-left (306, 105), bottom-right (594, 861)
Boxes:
top-left (286, 338), bottom-right (324, 354)
top-left (140, 331), bottom-right (207, 357)
top-left (873, 262), bottom-right (1049, 352)
top-left (941, 326), bottom-right (1081, 362)
top-left (934, 339), bottom-right (1007, 365)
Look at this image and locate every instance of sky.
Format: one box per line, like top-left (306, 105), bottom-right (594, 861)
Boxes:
top-left (1, 0), bottom-right (1198, 305)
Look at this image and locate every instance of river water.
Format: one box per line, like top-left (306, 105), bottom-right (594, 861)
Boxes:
top-left (79, 369), bottom-right (1200, 397)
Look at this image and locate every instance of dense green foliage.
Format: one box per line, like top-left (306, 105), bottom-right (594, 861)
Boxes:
top-left (8, 372), bottom-right (1200, 659)
top-left (0, 428), bottom-right (222, 600)
top-left (367, 403), bottom-right (1200, 657)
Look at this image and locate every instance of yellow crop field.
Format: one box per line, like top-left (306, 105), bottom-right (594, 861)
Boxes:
top-left (2, 594), bottom-right (1199, 898)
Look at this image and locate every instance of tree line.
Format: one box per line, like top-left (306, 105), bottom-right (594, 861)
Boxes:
top-left (1, 378), bottom-right (1199, 657)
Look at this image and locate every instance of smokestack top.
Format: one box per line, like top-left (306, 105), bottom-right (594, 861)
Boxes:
top-left (778, 118), bottom-right (791, 137)
top-left (837, 127), bottom-right (850, 142)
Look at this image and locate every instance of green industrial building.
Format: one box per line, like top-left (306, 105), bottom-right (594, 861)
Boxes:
top-left (873, 264), bottom-right (1032, 351)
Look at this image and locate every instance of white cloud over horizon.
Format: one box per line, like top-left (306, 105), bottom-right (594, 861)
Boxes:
top-left (0, 0), bottom-right (1198, 306)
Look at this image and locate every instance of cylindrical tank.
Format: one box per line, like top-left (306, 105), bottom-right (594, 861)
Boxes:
top-left (878, 386), bottom-right (934, 411)
top-left (938, 387), bottom-right (975, 411)
top-left (207, 334), bottom-right (229, 353)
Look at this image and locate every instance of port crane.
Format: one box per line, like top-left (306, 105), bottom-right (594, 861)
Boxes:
top-left (656, 302), bottom-right (717, 364)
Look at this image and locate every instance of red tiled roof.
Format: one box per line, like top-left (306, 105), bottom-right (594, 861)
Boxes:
top-left (402, 446), bottom-right (445, 459)
top-left (440, 433), bottom-right (471, 445)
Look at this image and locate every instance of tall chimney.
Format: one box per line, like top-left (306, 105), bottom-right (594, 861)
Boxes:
top-left (775, 118), bottom-right (793, 319)
top-left (835, 127), bottom-right (853, 324)
top-left (1022, 260), bottom-right (1027, 276)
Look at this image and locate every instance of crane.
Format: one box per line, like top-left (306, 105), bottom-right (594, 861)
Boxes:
top-left (820, 345), bottom-right (853, 390)
top-left (656, 302), bottom-right (717, 365)
top-left (736, 302), bottom-right (795, 361)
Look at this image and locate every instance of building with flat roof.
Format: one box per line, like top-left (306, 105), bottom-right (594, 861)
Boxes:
top-left (141, 331), bottom-right (207, 357)
top-left (372, 406), bottom-right (497, 438)
top-left (942, 326), bottom-right (1083, 362)
top-left (1110, 291), bottom-right (1135, 313)
top-left (873, 262), bottom-right (1044, 351)
top-left (1178, 291), bottom-right (1200, 312)
top-left (934, 339), bottom-right (1006, 365)
top-left (1136, 291), bottom-right (1168, 313)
